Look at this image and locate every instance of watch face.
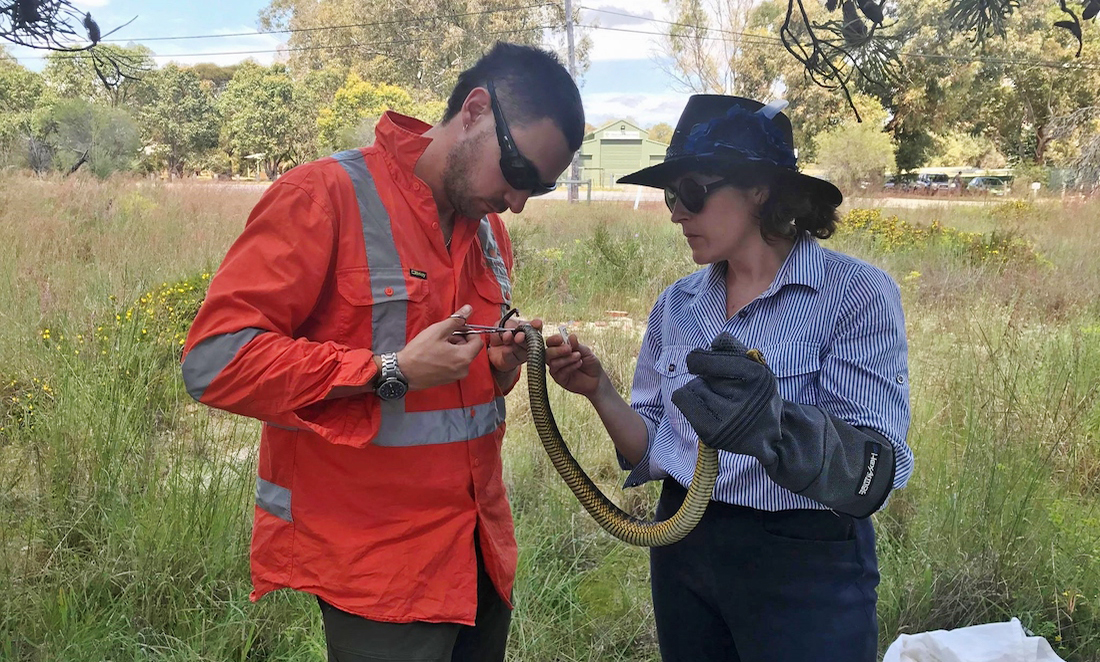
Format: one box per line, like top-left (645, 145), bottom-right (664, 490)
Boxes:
top-left (377, 379), bottom-right (407, 401)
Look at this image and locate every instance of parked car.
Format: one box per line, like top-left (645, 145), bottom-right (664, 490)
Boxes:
top-left (916, 173), bottom-right (955, 193)
top-left (967, 176), bottom-right (1009, 196)
top-left (884, 174), bottom-right (920, 191)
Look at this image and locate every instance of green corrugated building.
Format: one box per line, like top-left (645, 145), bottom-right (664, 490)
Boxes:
top-left (579, 119), bottom-right (669, 187)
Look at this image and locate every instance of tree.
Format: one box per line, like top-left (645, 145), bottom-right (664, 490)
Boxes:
top-left (258, 0), bottom-right (587, 99)
top-left (218, 62), bottom-right (312, 179)
top-left (660, 0), bottom-right (779, 97)
top-left (316, 72), bottom-right (444, 152)
top-left (657, 0), bottom-right (1100, 120)
top-left (0, 46), bottom-right (42, 135)
top-left (0, 46), bottom-right (43, 166)
top-left (814, 97), bottom-right (895, 190)
top-left (139, 65), bottom-right (219, 177)
top-left (42, 44), bottom-right (154, 106)
top-left (887, 0), bottom-right (1100, 167)
top-left (928, 131), bottom-right (1007, 168)
top-left (188, 62), bottom-right (241, 95)
top-left (37, 98), bottom-right (140, 176)
top-left (648, 122), bottom-right (674, 143)
top-left (657, 0), bottom-right (879, 159)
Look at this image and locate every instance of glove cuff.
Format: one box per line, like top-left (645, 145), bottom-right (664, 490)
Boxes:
top-left (826, 432), bottom-right (895, 519)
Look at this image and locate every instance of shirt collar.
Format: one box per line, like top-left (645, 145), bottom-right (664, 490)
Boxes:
top-left (683, 232), bottom-right (826, 297)
top-left (373, 110), bottom-right (434, 183)
top-left (762, 232), bottom-right (825, 296)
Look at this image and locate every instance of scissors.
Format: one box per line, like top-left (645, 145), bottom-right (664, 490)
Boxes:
top-left (452, 307), bottom-right (521, 337)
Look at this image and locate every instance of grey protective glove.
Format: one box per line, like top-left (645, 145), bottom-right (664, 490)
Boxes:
top-left (670, 332), bottom-right (896, 518)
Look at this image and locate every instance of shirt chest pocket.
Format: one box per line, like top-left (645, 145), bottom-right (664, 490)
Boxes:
top-left (757, 341), bottom-right (821, 402)
top-left (656, 344), bottom-right (698, 412)
top-left (466, 260), bottom-right (513, 328)
top-left (335, 267), bottom-right (431, 351)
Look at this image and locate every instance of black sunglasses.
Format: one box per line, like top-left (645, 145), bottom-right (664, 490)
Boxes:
top-left (487, 80), bottom-right (558, 197)
top-left (664, 177), bottom-right (733, 214)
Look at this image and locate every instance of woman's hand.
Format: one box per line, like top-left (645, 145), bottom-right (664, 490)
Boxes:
top-left (545, 330), bottom-right (604, 398)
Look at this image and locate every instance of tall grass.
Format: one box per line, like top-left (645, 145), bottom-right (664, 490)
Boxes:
top-left (1, 173), bottom-right (1098, 660)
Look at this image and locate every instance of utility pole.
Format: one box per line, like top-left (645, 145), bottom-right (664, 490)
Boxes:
top-left (565, 0), bottom-right (580, 203)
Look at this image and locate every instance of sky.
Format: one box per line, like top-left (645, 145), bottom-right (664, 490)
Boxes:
top-left (8, 0), bottom-right (695, 127)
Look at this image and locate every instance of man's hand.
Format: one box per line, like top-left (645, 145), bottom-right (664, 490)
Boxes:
top-left (397, 305), bottom-right (484, 391)
top-left (487, 316), bottom-right (543, 374)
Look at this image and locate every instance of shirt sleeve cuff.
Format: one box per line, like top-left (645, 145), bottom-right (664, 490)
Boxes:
top-left (290, 348), bottom-right (380, 447)
top-left (493, 365), bottom-right (523, 396)
top-left (619, 416), bottom-right (663, 488)
top-left (327, 347), bottom-right (378, 389)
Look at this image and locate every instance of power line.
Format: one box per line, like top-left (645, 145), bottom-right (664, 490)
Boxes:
top-left (587, 23), bottom-right (782, 49)
top-left (584, 22), bottom-right (1100, 71)
top-left (99, 2), bottom-right (554, 43)
top-left (580, 5), bottom-right (784, 44)
top-left (19, 1), bottom-right (1098, 72)
top-left (22, 26), bottom-right (553, 61)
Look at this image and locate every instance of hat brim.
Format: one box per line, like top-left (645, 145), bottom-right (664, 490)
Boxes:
top-left (618, 156), bottom-right (843, 208)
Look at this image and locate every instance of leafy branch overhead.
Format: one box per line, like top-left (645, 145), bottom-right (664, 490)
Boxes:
top-left (1, 0), bottom-right (144, 89)
top-left (784, 0), bottom-right (1097, 116)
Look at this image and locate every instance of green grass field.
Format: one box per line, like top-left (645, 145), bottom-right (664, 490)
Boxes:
top-left (1, 175), bottom-right (1098, 660)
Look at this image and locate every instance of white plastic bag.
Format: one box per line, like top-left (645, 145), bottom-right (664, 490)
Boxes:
top-left (882, 618), bottom-right (1065, 662)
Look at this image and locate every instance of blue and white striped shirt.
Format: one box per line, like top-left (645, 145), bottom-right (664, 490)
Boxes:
top-left (624, 233), bottom-right (914, 511)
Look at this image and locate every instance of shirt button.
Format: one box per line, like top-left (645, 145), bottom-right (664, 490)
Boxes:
top-left (896, 374), bottom-right (906, 385)
top-left (473, 458), bottom-right (481, 468)
top-left (432, 222), bottom-right (439, 229)
top-left (737, 310), bottom-right (749, 319)
top-left (668, 363), bottom-right (676, 372)
top-left (384, 287), bottom-right (394, 296)
top-left (470, 408), bottom-right (477, 418)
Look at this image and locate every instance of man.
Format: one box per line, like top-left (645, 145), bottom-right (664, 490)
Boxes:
top-left (181, 42), bottom-right (584, 662)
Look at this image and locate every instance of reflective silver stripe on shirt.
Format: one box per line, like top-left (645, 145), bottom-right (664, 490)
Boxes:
top-left (476, 216), bottom-right (513, 316)
top-left (374, 397), bottom-right (507, 447)
top-left (264, 421), bottom-right (299, 431)
top-left (256, 477), bottom-right (292, 522)
top-left (334, 150), bottom-right (407, 354)
top-left (181, 327), bottom-right (266, 400)
top-left (335, 151), bottom-right (506, 446)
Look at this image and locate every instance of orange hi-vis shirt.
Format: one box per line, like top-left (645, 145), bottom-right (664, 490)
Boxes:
top-left (181, 112), bottom-right (520, 625)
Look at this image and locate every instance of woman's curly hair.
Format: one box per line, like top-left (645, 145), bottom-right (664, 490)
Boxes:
top-left (703, 164), bottom-right (840, 241)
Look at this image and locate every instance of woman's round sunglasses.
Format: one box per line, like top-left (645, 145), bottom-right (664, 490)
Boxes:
top-left (664, 177), bottom-right (733, 214)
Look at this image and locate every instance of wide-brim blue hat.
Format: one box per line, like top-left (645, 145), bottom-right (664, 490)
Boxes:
top-left (618, 95), bottom-right (843, 207)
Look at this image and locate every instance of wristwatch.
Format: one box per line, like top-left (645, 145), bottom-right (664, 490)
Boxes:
top-left (375, 352), bottom-right (408, 401)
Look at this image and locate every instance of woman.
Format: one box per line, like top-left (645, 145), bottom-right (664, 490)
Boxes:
top-left (545, 95), bottom-right (914, 661)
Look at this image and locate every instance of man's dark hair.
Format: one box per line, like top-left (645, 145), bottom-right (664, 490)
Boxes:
top-left (444, 42), bottom-right (585, 152)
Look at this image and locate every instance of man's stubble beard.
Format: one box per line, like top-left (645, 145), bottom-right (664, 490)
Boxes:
top-left (443, 130), bottom-right (485, 220)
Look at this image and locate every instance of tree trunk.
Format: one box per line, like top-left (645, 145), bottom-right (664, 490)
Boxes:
top-left (1035, 124), bottom-right (1050, 163)
top-left (65, 150), bottom-right (89, 176)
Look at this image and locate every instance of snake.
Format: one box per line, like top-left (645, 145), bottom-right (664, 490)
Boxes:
top-left (516, 323), bottom-right (768, 547)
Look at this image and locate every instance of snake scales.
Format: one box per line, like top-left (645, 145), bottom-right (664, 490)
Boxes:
top-left (517, 323), bottom-right (763, 547)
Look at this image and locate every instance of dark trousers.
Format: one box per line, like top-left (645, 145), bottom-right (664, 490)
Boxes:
top-left (317, 540), bottom-right (511, 662)
top-left (651, 479), bottom-right (879, 662)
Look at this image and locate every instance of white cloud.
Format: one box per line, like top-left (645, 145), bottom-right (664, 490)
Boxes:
top-left (580, 0), bottom-right (671, 61)
top-left (583, 91), bottom-right (689, 127)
